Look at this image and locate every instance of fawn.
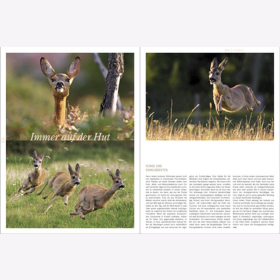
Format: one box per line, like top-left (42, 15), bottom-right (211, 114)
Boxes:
top-left (40, 56), bottom-right (81, 126)
top-left (209, 57), bottom-right (261, 116)
top-left (11, 151), bottom-right (47, 198)
top-left (70, 169), bottom-right (125, 219)
top-left (37, 163), bottom-right (81, 213)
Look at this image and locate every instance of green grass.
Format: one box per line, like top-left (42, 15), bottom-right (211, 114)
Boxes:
top-left (6, 142), bottom-right (134, 228)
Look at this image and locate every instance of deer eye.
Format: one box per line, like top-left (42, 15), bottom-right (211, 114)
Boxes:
top-left (72, 176), bottom-right (75, 179)
top-left (51, 78), bottom-right (56, 82)
top-left (216, 72), bottom-right (219, 75)
top-left (39, 161), bottom-right (42, 163)
top-left (115, 180), bottom-right (119, 183)
top-left (65, 78), bottom-right (70, 82)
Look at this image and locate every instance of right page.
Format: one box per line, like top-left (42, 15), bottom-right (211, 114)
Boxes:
top-left (141, 47), bottom-right (279, 233)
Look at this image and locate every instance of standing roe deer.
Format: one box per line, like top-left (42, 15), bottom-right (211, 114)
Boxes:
top-left (209, 57), bottom-right (261, 116)
top-left (70, 169), bottom-right (125, 219)
top-left (40, 57), bottom-right (81, 126)
top-left (11, 151), bottom-right (47, 198)
top-left (37, 163), bottom-right (81, 213)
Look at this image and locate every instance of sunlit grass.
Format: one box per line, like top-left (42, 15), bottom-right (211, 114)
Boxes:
top-left (146, 101), bottom-right (274, 140)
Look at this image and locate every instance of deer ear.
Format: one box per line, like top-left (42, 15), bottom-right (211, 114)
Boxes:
top-left (40, 57), bottom-right (55, 78)
top-left (75, 163), bottom-right (80, 173)
top-left (40, 154), bottom-right (44, 160)
top-left (33, 151), bottom-right (38, 158)
top-left (115, 169), bottom-right (121, 177)
top-left (107, 169), bottom-right (115, 180)
top-left (218, 58), bottom-right (228, 71)
top-left (68, 164), bottom-right (74, 175)
top-left (210, 57), bottom-right (218, 69)
top-left (67, 57), bottom-right (81, 79)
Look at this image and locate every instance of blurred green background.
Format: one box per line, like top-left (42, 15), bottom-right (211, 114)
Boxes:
top-left (6, 53), bottom-right (134, 140)
top-left (146, 53), bottom-right (274, 124)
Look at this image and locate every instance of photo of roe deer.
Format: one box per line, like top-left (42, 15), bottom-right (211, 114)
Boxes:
top-left (146, 53), bottom-right (274, 140)
top-left (6, 53), bottom-right (134, 141)
top-left (6, 141), bottom-right (134, 228)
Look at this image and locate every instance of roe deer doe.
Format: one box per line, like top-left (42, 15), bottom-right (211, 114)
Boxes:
top-left (40, 57), bottom-right (81, 126)
top-left (70, 169), bottom-right (125, 219)
top-left (209, 57), bottom-right (261, 116)
top-left (37, 163), bottom-right (81, 213)
top-left (11, 151), bottom-right (47, 198)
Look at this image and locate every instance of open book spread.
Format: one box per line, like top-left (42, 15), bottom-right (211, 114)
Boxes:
top-left (1, 47), bottom-right (279, 234)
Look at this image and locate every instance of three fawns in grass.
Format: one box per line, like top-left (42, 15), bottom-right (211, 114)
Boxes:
top-left (12, 150), bottom-right (125, 219)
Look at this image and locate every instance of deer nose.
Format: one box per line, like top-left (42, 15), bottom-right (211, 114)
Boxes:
top-left (34, 164), bottom-right (38, 168)
top-left (56, 82), bottom-right (64, 88)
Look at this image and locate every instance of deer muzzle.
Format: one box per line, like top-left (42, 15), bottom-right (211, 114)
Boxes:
top-left (55, 82), bottom-right (64, 92)
top-left (209, 77), bottom-right (216, 85)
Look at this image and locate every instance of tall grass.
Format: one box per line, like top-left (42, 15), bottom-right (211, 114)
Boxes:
top-left (146, 102), bottom-right (274, 140)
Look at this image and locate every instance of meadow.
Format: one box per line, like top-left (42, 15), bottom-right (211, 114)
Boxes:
top-left (146, 103), bottom-right (274, 140)
top-left (6, 142), bottom-right (134, 228)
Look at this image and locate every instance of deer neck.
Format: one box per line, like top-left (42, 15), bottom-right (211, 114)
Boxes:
top-left (53, 94), bottom-right (68, 126)
top-left (34, 167), bottom-right (42, 177)
top-left (213, 81), bottom-right (225, 96)
top-left (65, 181), bottom-right (76, 192)
top-left (102, 185), bottom-right (118, 204)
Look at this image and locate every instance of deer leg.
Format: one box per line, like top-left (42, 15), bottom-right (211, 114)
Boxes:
top-left (218, 95), bottom-right (223, 116)
top-left (79, 201), bottom-right (96, 220)
top-left (213, 96), bottom-right (219, 112)
top-left (23, 182), bottom-right (44, 195)
top-left (82, 198), bottom-right (95, 212)
top-left (70, 208), bottom-right (85, 219)
top-left (248, 87), bottom-right (261, 106)
top-left (75, 200), bottom-right (82, 211)
top-left (78, 208), bottom-right (86, 219)
top-left (63, 194), bottom-right (69, 206)
top-left (12, 178), bottom-right (29, 197)
top-left (70, 198), bottom-right (84, 218)
top-left (246, 106), bottom-right (253, 112)
top-left (44, 194), bottom-right (57, 213)
top-left (23, 186), bottom-right (37, 195)
top-left (213, 96), bottom-right (222, 116)
top-left (43, 189), bottom-right (53, 199)
top-left (37, 180), bottom-right (49, 195)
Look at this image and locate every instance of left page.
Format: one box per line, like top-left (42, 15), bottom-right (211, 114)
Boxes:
top-left (1, 48), bottom-right (139, 233)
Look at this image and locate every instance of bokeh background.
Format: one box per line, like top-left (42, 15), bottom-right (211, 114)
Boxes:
top-left (146, 53), bottom-right (274, 125)
top-left (6, 53), bottom-right (134, 140)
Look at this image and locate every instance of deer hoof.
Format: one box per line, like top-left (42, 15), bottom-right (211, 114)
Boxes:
top-left (43, 196), bottom-right (47, 199)
top-left (64, 202), bottom-right (67, 206)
